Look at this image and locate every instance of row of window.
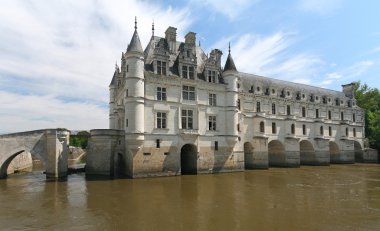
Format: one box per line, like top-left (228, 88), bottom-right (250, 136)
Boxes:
top-left (259, 121), bottom-right (357, 137)
top-left (156, 87), bottom-right (217, 106)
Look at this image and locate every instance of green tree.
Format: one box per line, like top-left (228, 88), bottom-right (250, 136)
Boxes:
top-left (354, 82), bottom-right (380, 151)
top-left (69, 131), bottom-right (90, 149)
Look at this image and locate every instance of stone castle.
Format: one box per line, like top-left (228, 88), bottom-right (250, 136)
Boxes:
top-left (85, 19), bottom-right (378, 178)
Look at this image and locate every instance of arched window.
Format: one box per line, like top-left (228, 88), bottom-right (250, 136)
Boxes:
top-left (291, 124), bottom-right (295, 134)
top-left (260, 121), bottom-right (265, 133)
top-left (320, 126), bottom-right (324, 136)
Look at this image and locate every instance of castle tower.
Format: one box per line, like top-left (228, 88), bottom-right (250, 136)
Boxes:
top-left (109, 62), bottom-right (119, 129)
top-left (124, 18), bottom-right (145, 147)
top-left (222, 43), bottom-right (239, 146)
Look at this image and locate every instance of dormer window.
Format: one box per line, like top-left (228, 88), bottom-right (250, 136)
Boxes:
top-left (208, 70), bottom-right (217, 83)
top-left (182, 65), bottom-right (195, 79)
top-left (157, 61), bottom-right (167, 75)
top-left (272, 89), bottom-right (276, 94)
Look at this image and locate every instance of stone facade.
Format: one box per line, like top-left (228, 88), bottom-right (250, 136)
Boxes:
top-left (86, 20), bottom-right (378, 178)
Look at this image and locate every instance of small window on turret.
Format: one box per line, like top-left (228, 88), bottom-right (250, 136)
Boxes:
top-left (127, 65), bottom-right (129, 72)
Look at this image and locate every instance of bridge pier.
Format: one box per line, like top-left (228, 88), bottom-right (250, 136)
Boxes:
top-left (45, 130), bottom-right (70, 178)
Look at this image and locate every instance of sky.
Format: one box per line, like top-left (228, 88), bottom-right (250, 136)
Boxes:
top-left (0, 0), bottom-right (379, 134)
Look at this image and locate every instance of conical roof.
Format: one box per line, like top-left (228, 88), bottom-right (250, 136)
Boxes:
top-left (127, 30), bottom-right (143, 53)
top-left (224, 53), bottom-right (237, 72)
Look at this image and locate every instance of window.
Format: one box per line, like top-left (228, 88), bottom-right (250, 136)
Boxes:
top-left (182, 65), bottom-right (195, 79)
top-left (341, 112), bottom-right (344, 121)
top-left (291, 124), bottom-right (295, 134)
top-left (353, 113), bottom-right (356, 122)
top-left (316, 109), bottom-right (319, 118)
top-left (257, 102), bottom-right (261, 112)
top-left (156, 139), bottom-right (160, 148)
top-left (353, 128), bottom-right (356, 137)
top-left (287, 105), bottom-right (291, 115)
top-left (157, 61), bottom-right (167, 75)
top-left (214, 141), bottom-right (218, 151)
top-left (345, 127), bottom-right (349, 136)
top-left (189, 66), bottom-right (195, 79)
top-left (272, 89), bottom-right (275, 94)
top-left (181, 109), bottom-right (193, 129)
top-left (237, 123), bottom-right (240, 132)
top-left (126, 89), bottom-right (129, 97)
top-left (329, 126), bottom-right (332, 136)
top-left (328, 110), bottom-right (332, 120)
top-left (126, 119), bottom-right (128, 127)
top-left (302, 107), bottom-right (306, 117)
top-left (208, 70), bottom-right (216, 83)
top-left (182, 86), bottom-right (195, 100)
top-left (237, 99), bottom-right (241, 110)
top-left (320, 126), bottom-right (324, 136)
top-left (157, 87), bottom-right (167, 101)
top-left (182, 65), bottom-right (187, 78)
top-left (156, 112), bottom-right (167, 129)
top-left (209, 93), bottom-right (216, 106)
top-left (208, 116), bottom-right (216, 131)
top-left (302, 124), bottom-right (306, 135)
top-left (260, 121), bottom-right (265, 133)
top-left (272, 123), bottom-right (277, 134)
top-left (127, 65), bottom-right (129, 72)
top-left (272, 103), bottom-right (276, 114)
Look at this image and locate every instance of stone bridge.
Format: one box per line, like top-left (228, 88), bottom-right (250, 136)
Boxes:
top-left (0, 129), bottom-right (70, 179)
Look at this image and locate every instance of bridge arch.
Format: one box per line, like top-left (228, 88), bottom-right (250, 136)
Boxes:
top-left (268, 140), bottom-right (285, 167)
top-left (300, 140), bottom-right (315, 165)
top-left (329, 141), bottom-right (340, 163)
top-left (354, 141), bottom-right (364, 162)
top-left (180, 144), bottom-right (198, 175)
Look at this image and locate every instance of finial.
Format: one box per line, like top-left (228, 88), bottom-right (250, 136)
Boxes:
top-left (134, 16), bottom-right (137, 30)
top-left (152, 19), bottom-right (154, 37)
top-left (228, 42), bottom-right (231, 54)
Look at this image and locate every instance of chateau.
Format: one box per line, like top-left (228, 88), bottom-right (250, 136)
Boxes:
top-left (86, 19), bottom-right (377, 178)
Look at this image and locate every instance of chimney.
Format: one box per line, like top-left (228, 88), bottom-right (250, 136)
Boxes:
top-left (165, 26), bottom-right (177, 53)
top-left (210, 49), bottom-right (223, 68)
top-left (185, 32), bottom-right (196, 46)
top-left (342, 83), bottom-right (355, 99)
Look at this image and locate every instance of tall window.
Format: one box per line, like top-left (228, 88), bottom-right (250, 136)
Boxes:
top-left (182, 65), bottom-right (195, 79)
top-left (341, 112), bottom-right (344, 121)
top-left (353, 113), bottom-right (356, 122)
top-left (353, 128), bottom-right (356, 137)
top-left (157, 87), bottom-right (167, 101)
top-left (272, 122), bottom-right (277, 134)
top-left (291, 124), bottom-right (295, 134)
top-left (237, 99), bottom-right (241, 110)
top-left (302, 124), bottom-right (306, 135)
top-left (156, 112), bottom-right (167, 129)
top-left (320, 126), bottom-right (324, 136)
top-left (208, 70), bottom-right (216, 83)
top-left (208, 116), bottom-right (216, 131)
top-left (316, 109), bottom-right (319, 118)
top-left (329, 126), bottom-right (332, 136)
top-left (257, 102), bottom-right (261, 112)
top-left (260, 121), bottom-right (265, 133)
top-left (328, 110), bottom-right (332, 120)
top-left (157, 61), bottom-right (167, 75)
top-left (302, 107), bottom-right (306, 117)
top-left (345, 127), bottom-right (349, 136)
top-left (214, 141), bottom-right (218, 151)
top-left (181, 109), bottom-right (193, 129)
top-left (209, 93), bottom-right (216, 106)
top-left (182, 86), bottom-right (195, 100)
top-left (272, 103), bottom-right (276, 114)
top-left (287, 105), bottom-right (291, 115)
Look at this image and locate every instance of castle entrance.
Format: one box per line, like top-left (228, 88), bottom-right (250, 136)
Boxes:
top-left (180, 144), bottom-right (197, 175)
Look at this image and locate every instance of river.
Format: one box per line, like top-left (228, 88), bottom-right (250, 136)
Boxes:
top-left (1, 164), bottom-right (379, 231)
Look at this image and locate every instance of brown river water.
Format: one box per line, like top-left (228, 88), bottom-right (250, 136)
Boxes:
top-left (0, 164), bottom-right (380, 231)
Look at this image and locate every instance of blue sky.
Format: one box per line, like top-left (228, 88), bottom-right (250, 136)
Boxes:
top-left (0, 0), bottom-right (379, 133)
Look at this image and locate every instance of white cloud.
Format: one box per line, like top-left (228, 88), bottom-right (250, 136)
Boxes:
top-left (298, 0), bottom-right (342, 14)
top-left (190, 0), bottom-right (260, 20)
top-left (0, 0), bottom-right (193, 133)
top-left (211, 31), bottom-right (323, 82)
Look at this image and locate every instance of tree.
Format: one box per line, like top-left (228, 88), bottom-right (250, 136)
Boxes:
top-left (354, 82), bottom-right (380, 151)
top-left (69, 131), bottom-right (90, 149)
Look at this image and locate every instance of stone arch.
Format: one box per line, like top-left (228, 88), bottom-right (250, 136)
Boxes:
top-left (354, 141), bottom-right (364, 162)
top-left (329, 141), bottom-right (340, 163)
top-left (300, 140), bottom-right (315, 165)
top-left (268, 140), bottom-right (285, 167)
top-left (244, 142), bottom-right (254, 169)
top-left (180, 144), bottom-right (198, 175)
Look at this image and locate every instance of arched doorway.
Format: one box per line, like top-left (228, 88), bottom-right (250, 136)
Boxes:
top-left (244, 142), bottom-right (254, 169)
top-left (268, 140), bottom-right (285, 167)
top-left (300, 140), bottom-right (315, 165)
top-left (181, 144), bottom-right (198, 175)
top-left (329, 141), bottom-right (340, 163)
top-left (354, 141), bottom-right (363, 162)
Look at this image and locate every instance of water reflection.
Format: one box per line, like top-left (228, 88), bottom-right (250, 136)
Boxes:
top-left (0, 164), bottom-right (380, 230)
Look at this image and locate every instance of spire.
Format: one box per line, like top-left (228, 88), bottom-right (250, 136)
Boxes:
top-left (110, 63), bottom-right (118, 86)
top-left (152, 20), bottom-right (154, 37)
top-left (223, 42), bottom-right (237, 72)
top-left (127, 16), bottom-right (143, 53)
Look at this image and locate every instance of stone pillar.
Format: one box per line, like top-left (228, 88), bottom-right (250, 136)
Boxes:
top-left (45, 129), bottom-right (69, 178)
top-left (284, 137), bottom-right (300, 167)
top-left (248, 137), bottom-right (268, 169)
